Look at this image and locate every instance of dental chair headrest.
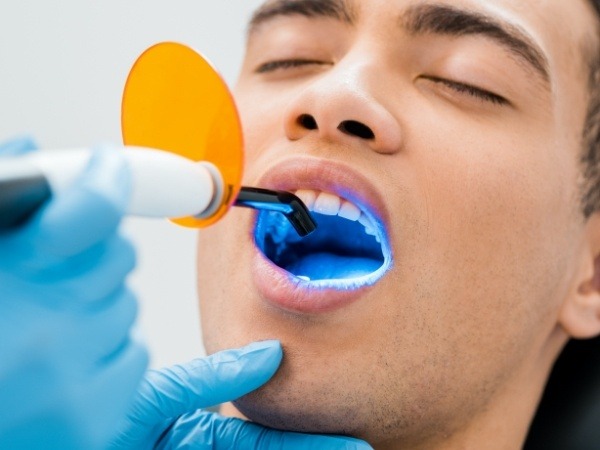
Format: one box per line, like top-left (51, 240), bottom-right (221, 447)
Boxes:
top-left (525, 336), bottom-right (600, 449)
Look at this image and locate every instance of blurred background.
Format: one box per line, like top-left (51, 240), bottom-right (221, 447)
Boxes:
top-left (0, 0), bottom-right (263, 368)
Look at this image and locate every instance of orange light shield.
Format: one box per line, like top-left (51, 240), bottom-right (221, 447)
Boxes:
top-left (122, 42), bottom-right (243, 227)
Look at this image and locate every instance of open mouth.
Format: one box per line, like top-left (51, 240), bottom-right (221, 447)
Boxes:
top-left (254, 189), bottom-right (392, 290)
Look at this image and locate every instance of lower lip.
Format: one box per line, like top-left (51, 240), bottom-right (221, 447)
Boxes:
top-left (251, 248), bottom-right (374, 314)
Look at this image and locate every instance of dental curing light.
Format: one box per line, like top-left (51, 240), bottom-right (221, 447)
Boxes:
top-left (0, 148), bottom-right (315, 235)
top-left (0, 43), bottom-right (316, 236)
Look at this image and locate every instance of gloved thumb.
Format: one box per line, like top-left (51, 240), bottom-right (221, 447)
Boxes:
top-left (0, 135), bottom-right (38, 156)
top-left (131, 340), bottom-right (282, 426)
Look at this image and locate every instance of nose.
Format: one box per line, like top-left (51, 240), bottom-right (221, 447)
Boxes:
top-left (283, 65), bottom-right (402, 154)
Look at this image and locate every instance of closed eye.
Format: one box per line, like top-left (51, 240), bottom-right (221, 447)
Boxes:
top-left (255, 59), bottom-right (330, 74)
top-left (422, 76), bottom-right (509, 106)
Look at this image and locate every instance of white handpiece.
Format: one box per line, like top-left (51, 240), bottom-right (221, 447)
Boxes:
top-left (0, 146), bottom-right (224, 220)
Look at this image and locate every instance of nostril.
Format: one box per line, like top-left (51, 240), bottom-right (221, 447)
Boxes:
top-left (338, 120), bottom-right (375, 140)
top-left (298, 114), bottom-right (318, 130)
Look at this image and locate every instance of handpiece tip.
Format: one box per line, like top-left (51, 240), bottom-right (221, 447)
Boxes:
top-left (287, 200), bottom-right (317, 237)
top-left (234, 186), bottom-right (318, 237)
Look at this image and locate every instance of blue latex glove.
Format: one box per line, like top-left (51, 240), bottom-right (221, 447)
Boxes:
top-left (110, 340), bottom-right (372, 450)
top-left (0, 136), bottom-right (148, 449)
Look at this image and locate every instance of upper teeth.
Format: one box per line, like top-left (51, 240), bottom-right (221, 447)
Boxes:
top-left (294, 189), bottom-right (380, 242)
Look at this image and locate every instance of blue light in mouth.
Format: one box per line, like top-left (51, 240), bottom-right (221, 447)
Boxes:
top-left (254, 209), bottom-right (393, 291)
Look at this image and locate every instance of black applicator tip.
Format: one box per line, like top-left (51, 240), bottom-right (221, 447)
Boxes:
top-left (234, 187), bottom-right (317, 237)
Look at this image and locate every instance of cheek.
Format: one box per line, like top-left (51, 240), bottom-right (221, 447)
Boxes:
top-left (234, 84), bottom-right (296, 179)
top-left (196, 209), bottom-right (257, 352)
top-left (410, 100), bottom-right (574, 257)
top-left (400, 123), bottom-right (577, 343)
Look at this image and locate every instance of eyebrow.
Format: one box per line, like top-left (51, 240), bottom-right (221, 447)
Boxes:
top-left (403, 4), bottom-right (550, 84)
top-left (248, 1), bottom-right (550, 85)
top-left (249, 0), bottom-right (355, 33)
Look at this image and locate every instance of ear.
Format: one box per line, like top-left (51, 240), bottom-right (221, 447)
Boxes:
top-left (559, 214), bottom-right (600, 339)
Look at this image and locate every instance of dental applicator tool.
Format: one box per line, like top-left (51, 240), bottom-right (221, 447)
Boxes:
top-left (235, 187), bottom-right (317, 237)
top-left (0, 147), bottom-right (317, 236)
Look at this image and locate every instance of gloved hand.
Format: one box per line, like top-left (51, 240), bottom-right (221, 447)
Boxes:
top-left (109, 340), bottom-right (373, 450)
top-left (0, 136), bottom-right (148, 449)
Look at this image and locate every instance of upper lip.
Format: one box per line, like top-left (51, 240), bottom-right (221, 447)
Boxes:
top-left (254, 156), bottom-right (391, 228)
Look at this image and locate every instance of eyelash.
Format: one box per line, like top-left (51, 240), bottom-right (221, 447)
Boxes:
top-left (423, 76), bottom-right (508, 106)
top-left (255, 59), bottom-right (327, 73)
top-left (256, 59), bottom-right (509, 106)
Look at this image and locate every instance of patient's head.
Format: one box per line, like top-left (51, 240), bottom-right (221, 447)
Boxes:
top-left (197, 0), bottom-right (600, 448)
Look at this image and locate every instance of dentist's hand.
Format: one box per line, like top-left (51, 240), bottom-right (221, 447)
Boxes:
top-left (109, 340), bottom-right (373, 450)
top-left (0, 136), bottom-right (148, 449)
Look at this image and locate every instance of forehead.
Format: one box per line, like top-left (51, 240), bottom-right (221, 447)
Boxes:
top-left (250, 0), bottom-right (598, 84)
top-left (251, 0), bottom-right (596, 33)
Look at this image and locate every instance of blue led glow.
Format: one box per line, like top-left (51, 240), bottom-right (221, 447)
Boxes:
top-left (254, 209), bottom-right (393, 291)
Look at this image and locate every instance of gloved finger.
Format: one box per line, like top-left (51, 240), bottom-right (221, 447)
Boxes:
top-left (216, 419), bottom-right (373, 450)
top-left (84, 337), bottom-right (149, 449)
top-left (160, 412), bottom-right (374, 450)
top-left (60, 233), bottom-right (136, 305)
top-left (20, 147), bottom-right (131, 258)
top-left (28, 233), bottom-right (137, 305)
top-left (63, 287), bottom-right (139, 366)
top-left (0, 135), bottom-right (38, 156)
top-left (93, 334), bottom-right (149, 389)
top-left (131, 341), bottom-right (283, 425)
top-left (0, 233), bottom-right (136, 314)
top-left (6, 286), bottom-right (139, 373)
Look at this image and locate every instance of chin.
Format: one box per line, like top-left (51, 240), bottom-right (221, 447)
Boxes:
top-left (232, 371), bottom-right (368, 438)
top-left (226, 337), bottom-right (396, 444)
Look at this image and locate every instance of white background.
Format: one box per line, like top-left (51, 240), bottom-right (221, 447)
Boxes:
top-left (1, 0), bottom-right (263, 368)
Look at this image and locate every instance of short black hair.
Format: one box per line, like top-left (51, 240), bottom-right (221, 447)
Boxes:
top-left (582, 0), bottom-right (600, 217)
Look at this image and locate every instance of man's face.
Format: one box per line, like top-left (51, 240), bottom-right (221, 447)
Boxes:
top-left (198, 0), bottom-right (597, 446)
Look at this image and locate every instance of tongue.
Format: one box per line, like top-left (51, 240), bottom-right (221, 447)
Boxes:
top-left (285, 252), bottom-right (383, 281)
